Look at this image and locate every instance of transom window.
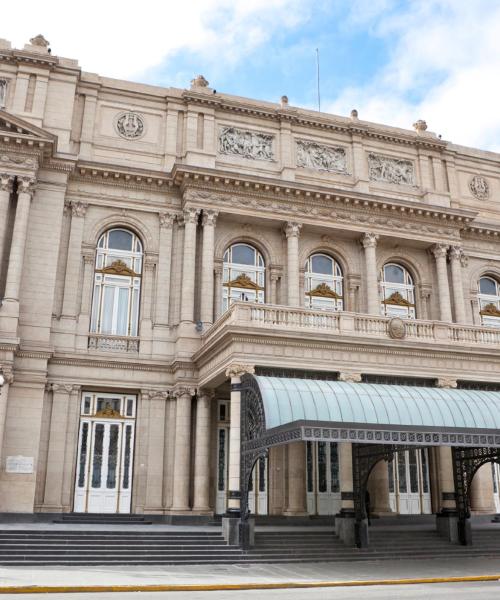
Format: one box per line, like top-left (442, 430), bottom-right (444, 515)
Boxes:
top-left (478, 276), bottom-right (500, 328)
top-left (304, 253), bottom-right (343, 311)
top-left (90, 229), bottom-right (143, 337)
top-left (380, 263), bottom-right (416, 318)
top-left (223, 243), bottom-right (265, 312)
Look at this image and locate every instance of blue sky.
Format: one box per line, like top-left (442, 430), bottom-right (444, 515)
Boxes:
top-left (4, 0), bottom-right (500, 150)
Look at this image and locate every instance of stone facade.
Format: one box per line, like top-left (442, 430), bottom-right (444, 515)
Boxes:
top-left (0, 37), bottom-right (499, 518)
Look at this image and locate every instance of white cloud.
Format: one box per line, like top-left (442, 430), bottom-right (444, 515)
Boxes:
top-left (1, 0), bottom-right (310, 80)
top-left (325, 1), bottom-right (500, 150)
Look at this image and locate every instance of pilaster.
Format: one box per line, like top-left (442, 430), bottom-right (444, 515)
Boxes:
top-left (361, 233), bottom-right (379, 315)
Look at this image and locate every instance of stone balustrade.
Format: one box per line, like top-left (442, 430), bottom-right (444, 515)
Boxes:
top-left (201, 301), bottom-right (500, 349)
top-left (88, 334), bottom-right (140, 353)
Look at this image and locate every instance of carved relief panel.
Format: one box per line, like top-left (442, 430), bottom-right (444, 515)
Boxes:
top-left (218, 126), bottom-right (274, 161)
top-left (296, 140), bottom-right (348, 173)
top-left (368, 153), bottom-right (415, 186)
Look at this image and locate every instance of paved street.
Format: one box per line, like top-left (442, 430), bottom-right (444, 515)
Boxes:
top-left (4, 581), bottom-right (500, 599)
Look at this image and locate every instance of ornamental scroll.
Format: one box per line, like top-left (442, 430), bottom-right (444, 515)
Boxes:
top-left (368, 153), bottom-right (415, 186)
top-left (296, 140), bottom-right (348, 173)
top-left (218, 126), bottom-right (274, 161)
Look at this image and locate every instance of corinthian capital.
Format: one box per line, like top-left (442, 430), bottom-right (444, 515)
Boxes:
top-left (284, 221), bottom-right (302, 239)
top-left (431, 243), bottom-right (449, 259)
top-left (159, 211), bottom-right (176, 228)
top-left (361, 232), bottom-right (378, 249)
top-left (183, 207), bottom-right (201, 224)
top-left (449, 245), bottom-right (467, 267)
top-left (18, 176), bottom-right (37, 197)
top-left (173, 386), bottom-right (196, 399)
top-left (1, 365), bottom-right (14, 385)
top-left (0, 173), bottom-right (14, 193)
top-left (225, 363), bottom-right (255, 379)
top-left (202, 209), bottom-right (219, 227)
top-left (70, 201), bottom-right (88, 218)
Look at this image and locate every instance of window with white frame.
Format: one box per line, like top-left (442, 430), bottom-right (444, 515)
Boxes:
top-left (304, 253), bottom-right (343, 311)
top-left (222, 243), bottom-right (265, 312)
top-left (478, 276), bottom-right (500, 328)
top-left (90, 229), bottom-right (143, 336)
top-left (0, 79), bottom-right (7, 108)
top-left (380, 263), bottom-right (416, 318)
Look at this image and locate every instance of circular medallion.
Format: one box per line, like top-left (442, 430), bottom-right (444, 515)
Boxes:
top-left (115, 111), bottom-right (145, 140)
top-left (469, 175), bottom-right (489, 200)
top-left (388, 317), bottom-right (406, 340)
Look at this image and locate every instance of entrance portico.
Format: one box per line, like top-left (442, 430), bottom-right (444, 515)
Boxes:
top-left (232, 374), bottom-right (500, 549)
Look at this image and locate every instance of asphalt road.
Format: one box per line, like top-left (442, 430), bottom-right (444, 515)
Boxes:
top-left (4, 581), bottom-right (500, 599)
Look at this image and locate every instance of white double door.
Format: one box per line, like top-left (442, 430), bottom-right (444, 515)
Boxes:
top-left (306, 441), bottom-right (341, 515)
top-left (493, 463), bottom-right (500, 512)
top-left (74, 419), bottom-right (135, 513)
top-left (389, 449), bottom-right (431, 514)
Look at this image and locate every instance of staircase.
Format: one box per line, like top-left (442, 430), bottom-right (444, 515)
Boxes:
top-left (0, 525), bottom-right (499, 566)
top-left (52, 513), bottom-right (153, 525)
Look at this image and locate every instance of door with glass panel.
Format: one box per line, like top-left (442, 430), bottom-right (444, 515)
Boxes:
top-left (248, 457), bottom-right (268, 516)
top-left (492, 463), bottom-right (500, 512)
top-left (389, 449), bottom-right (431, 515)
top-left (306, 442), bottom-right (341, 515)
top-left (215, 401), bottom-right (229, 515)
top-left (74, 392), bottom-right (136, 514)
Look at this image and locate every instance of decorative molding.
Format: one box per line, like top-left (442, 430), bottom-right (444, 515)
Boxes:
top-left (388, 317), bottom-right (406, 339)
top-left (306, 282), bottom-right (341, 299)
top-left (449, 245), bottom-right (463, 262)
top-left (97, 259), bottom-right (139, 277)
top-left (338, 372), bottom-right (362, 383)
top-left (296, 140), bottom-right (348, 173)
top-left (202, 209), bottom-right (218, 227)
top-left (173, 386), bottom-right (195, 399)
top-left (18, 175), bottom-right (36, 196)
top-left (50, 383), bottom-right (74, 394)
top-left (224, 273), bottom-right (263, 290)
top-left (469, 175), bottom-right (489, 200)
top-left (1, 365), bottom-right (14, 385)
top-left (436, 378), bottom-right (458, 389)
top-left (218, 126), bottom-right (274, 162)
top-left (0, 172), bottom-right (14, 193)
top-left (368, 153), bottom-right (415, 186)
top-left (158, 211), bottom-right (176, 228)
top-left (69, 200), bottom-right (88, 217)
top-left (431, 243), bottom-right (449, 259)
top-left (480, 303), bottom-right (500, 318)
top-left (183, 207), bottom-right (201, 224)
top-left (115, 111), bottom-right (145, 140)
top-left (383, 292), bottom-right (413, 307)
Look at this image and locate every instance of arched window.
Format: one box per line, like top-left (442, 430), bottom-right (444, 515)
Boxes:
top-left (223, 243), bottom-right (265, 312)
top-left (304, 253), bottom-right (343, 311)
top-left (478, 276), bottom-right (500, 327)
top-left (380, 263), bottom-right (416, 318)
top-left (90, 228), bottom-right (143, 336)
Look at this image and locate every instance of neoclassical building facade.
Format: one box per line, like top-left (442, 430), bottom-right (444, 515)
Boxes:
top-left (1, 35), bottom-right (500, 522)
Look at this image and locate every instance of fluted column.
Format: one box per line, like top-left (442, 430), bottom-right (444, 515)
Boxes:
top-left (193, 389), bottom-right (213, 512)
top-left (431, 244), bottom-right (452, 322)
top-left (0, 366), bottom-right (13, 469)
top-left (285, 222), bottom-right (302, 307)
top-left (44, 383), bottom-right (73, 509)
top-left (226, 364), bottom-right (255, 515)
top-left (2, 176), bottom-right (36, 311)
top-left (361, 233), bottom-right (379, 315)
top-left (61, 201), bottom-right (88, 318)
top-left (200, 210), bottom-right (218, 326)
top-left (170, 387), bottom-right (194, 511)
top-left (180, 208), bottom-right (200, 323)
top-left (449, 246), bottom-right (467, 324)
top-left (155, 212), bottom-right (175, 326)
top-left (0, 174), bottom-right (14, 284)
top-left (284, 442), bottom-right (307, 515)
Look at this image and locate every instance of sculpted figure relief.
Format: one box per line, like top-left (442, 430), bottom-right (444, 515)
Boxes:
top-left (219, 127), bottom-right (274, 161)
top-left (296, 140), bottom-right (347, 173)
top-left (368, 153), bottom-right (415, 186)
top-left (469, 175), bottom-right (489, 200)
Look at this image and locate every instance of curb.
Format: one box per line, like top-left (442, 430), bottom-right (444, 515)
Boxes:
top-left (0, 575), bottom-right (499, 594)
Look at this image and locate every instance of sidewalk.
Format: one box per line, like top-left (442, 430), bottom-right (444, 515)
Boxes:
top-left (1, 557), bottom-right (500, 590)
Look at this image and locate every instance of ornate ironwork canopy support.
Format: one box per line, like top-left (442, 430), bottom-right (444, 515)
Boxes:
top-left (452, 446), bottom-right (500, 545)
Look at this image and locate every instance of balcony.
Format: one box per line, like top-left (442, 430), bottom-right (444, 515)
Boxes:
top-left (201, 301), bottom-right (500, 349)
top-left (88, 334), bottom-right (140, 353)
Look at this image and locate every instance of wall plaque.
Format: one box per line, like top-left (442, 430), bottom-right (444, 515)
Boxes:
top-left (6, 455), bottom-right (34, 474)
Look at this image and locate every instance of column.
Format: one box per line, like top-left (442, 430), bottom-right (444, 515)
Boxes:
top-left (43, 384), bottom-right (72, 509)
top-left (214, 262), bottom-right (223, 320)
top-left (284, 442), bottom-right (307, 515)
top-left (336, 442), bottom-right (356, 545)
top-left (225, 364), bottom-right (255, 515)
top-left (0, 366), bottom-right (13, 469)
top-left (470, 463), bottom-right (496, 514)
top-left (449, 246), bottom-right (467, 324)
top-left (368, 460), bottom-right (392, 515)
top-left (145, 391), bottom-right (167, 512)
top-left (193, 389), bottom-right (212, 512)
top-left (180, 207), bottom-right (200, 323)
top-left (361, 233), bottom-right (379, 315)
top-left (200, 210), bottom-right (218, 326)
top-left (2, 177), bottom-right (36, 312)
top-left (155, 212), bottom-right (175, 326)
top-left (431, 244), bottom-right (452, 322)
top-left (61, 201), bottom-right (88, 318)
top-left (0, 174), bottom-right (14, 282)
top-left (61, 385), bottom-right (81, 509)
top-left (170, 387), bottom-right (193, 511)
top-left (270, 268), bottom-right (280, 305)
top-left (80, 92), bottom-right (98, 159)
top-left (285, 222), bottom-right (302, 307)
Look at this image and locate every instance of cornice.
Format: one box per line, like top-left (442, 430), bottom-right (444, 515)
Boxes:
top-left (182, 91), bottom-right (448, 151)
top-left (50, 355), bottom-right (174, 372)
top-left (464, 223), bottom-right (500, 240)
top-left (73, 162), bottom-right (174, 190)
top-left (0, 49), bottom-right (58, 69)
